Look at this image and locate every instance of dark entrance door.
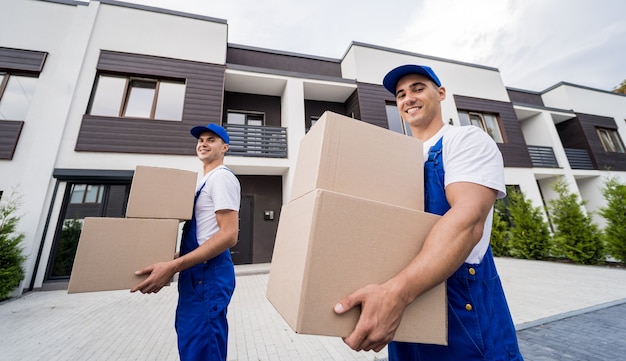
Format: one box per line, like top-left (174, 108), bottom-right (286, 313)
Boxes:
top-left (231, 195), bottom-right (253, 264)
top-left (46, 183), bottom-right (130, 280)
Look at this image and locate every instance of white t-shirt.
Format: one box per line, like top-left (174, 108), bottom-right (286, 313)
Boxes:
top-left (422, 124), bottom-right (506, 264)
top-left (194, 165), bottom-right (241, 246)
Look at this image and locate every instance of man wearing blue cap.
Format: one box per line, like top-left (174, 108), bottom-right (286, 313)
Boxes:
top-left (335, 65), bottom-right (523, 360)
top-left (132, 123), bottom-right (240, 361)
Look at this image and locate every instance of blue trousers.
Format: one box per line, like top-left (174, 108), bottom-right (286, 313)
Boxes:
top-left (175, 181), bottom-right (235, 361)
top-left (175, 254), bottom-right (235, 361)
top-left (388, 248), bottom-right (522, 360)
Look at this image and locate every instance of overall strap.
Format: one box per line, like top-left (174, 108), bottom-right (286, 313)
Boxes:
top-left (424, 136), bottom-right (450, 216)
top-left (427, 136), bottom-right (444, 164)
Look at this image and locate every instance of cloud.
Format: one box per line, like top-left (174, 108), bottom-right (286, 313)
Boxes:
top-left (110, 0), bottom-right (626, 91)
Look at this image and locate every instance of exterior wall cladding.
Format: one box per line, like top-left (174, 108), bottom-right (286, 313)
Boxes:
top-left (1, 0), bottom-right (626, 294)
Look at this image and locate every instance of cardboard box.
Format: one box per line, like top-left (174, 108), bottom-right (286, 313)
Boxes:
top-left (290, 111), bottom-right (424, 211)
top-left (125, 166), bottom-right (197, 220)
top-left (266, 189), bottom-right (446, 344)
top-left (68, 217), bottom-right (179, 293)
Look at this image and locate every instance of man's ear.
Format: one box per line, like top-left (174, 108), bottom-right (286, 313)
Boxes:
top-left (438, 86), bottom-right (447, 101)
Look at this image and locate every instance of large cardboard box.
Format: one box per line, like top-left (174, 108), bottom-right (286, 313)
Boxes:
top-left (290, 111), bottom-right (424, 211)
top-left (266, 189), bottom-right (446, 344)
top-left (68, 217), bottom-right (179, 293)
top-left (125, 166), bottom-right (197, 220)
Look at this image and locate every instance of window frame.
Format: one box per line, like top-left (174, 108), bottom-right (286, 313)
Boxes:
top-left (458, 110), bottom-right (505, 143)
top-left (226, 110), bottom-right (265, 126)
top-left (597, 128), bottom-right (625, 153)
top-left (88, 73), bottom-right (185, 121)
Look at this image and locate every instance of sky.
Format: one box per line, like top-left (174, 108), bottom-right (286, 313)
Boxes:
top-left (118, 0), bottom-right (625, 92)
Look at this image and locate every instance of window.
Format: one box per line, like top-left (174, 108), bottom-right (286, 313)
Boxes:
top-left (597, 128), bottom-right (625, 153)
top-left (227, 110), bottom-right (264, 126)
top-left (458, 111), bottom-right (504, 143)
top-left (89, 74), bottom-right (185, 121)
top-left (385, 104), bottom-right (413, 136)
top-left (0, 72), bottom-right (38, 120)
top-left (69, 184), bottom-right (104, 204)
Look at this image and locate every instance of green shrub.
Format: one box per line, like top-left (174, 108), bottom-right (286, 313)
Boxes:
top-left (548, 178), bottom-right (603, 265)
top-left (0, 192), bottom-right (27, 301)
top-left (598, 177), bottom-right (626, 264)
top-left (507, 188), bottom-right (551, 260)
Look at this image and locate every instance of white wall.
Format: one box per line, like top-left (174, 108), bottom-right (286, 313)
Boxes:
top-left (55, 1), bottom-right (228, 170)
top-left (0, 0), bottom-right (229, 292)
top-left (0, 0), bottom-right (95, 293)
top-left (342, 44), bottom-right (510, 100)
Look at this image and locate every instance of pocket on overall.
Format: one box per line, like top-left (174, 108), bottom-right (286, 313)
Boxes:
top-left (205, 263), bottom-right (235, 317)
top-left (447, 276), bottom-right (486, 357)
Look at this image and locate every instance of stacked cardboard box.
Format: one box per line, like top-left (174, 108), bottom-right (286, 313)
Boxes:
top-left (266, 111), bottom-right (447, 344)
top-left (68, 166), bottom-right (197, 294)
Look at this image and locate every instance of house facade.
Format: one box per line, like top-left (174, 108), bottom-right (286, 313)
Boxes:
top-left (2, 0), bottom-right (625, 295)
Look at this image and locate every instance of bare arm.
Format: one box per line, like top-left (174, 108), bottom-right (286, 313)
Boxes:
top-left (334, 182), bottom-right (497, 352)
top-left (130, 209), bottom-right (239, 294)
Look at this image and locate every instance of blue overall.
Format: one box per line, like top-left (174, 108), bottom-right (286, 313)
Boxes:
top-left (388, 137), bottom-right (523, 360)
top-left (175, 181), bottom-right (236, 361)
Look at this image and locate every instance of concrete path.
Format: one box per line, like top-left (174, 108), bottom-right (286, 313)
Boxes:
top-left (1, 258), bottom-right (625, 360)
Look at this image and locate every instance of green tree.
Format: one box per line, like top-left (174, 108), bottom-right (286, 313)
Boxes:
top-left (614, 79), bottom-right (626, 94)
top-left (0, 192), bottom-right (27, 300)
top-left (507, 188), bottom-right (551, 260)
top-left (548, 178), bottom-right (604, 264)
top-left (598, 176), bottom-right (626, 263)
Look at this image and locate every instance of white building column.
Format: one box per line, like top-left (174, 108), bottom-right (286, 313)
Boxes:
top-left (280, 78), bottom-right (306, 203)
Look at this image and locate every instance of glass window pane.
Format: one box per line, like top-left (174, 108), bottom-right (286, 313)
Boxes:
top-left (484, 114), bottom-right (503, 143)
top-left (50, 218), bottom-right (84, 278)
top-left (247, 114), bottom-right (264, 126)
top-left (386, 104), bottom-right (404, 134)
top-left (227, 112), bottom-right (246, 125)
top-left (90, 75), bottom-right (125, 117)
top-left (469, 114), bottom-right (484, 129)
top-left (124, 80), bottom-right (155, 118)
top-left (154, 81), bottom-right (185, 121)
top-left (458, 111), bottom-right (470, 126)
top-left (84, 185), bottom-right (100, 203)
top-left (0, 75), bottom-right (38, 120)
top-left (609, 131), bottom-right (625, 153)
top-left (598, 130), bottom-right (610, 151)
top-left (70, 184), bottom-right (86, 204)
top-left (385, 104), bottom-right (412, 136)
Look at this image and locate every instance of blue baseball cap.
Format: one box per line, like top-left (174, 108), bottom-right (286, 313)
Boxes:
top-left (383, 64), bottom-right (442, 94)
top-left (190, 123), bottom-right (230, 144)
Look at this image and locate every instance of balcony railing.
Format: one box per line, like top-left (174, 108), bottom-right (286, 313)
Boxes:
top-left (528, 145), bottom-right (559, 168)
top-left (564, 148), bottom-right (595, 170)
top-left (224, 124), bottom-right (288, 158)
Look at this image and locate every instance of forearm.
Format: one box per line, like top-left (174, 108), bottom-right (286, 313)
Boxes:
top-left (387, 182), bottom-right (495, 306)
top-left (386, 206), bottom-right (484, 307)
top-left (172, 229), bottom-right (237, 272)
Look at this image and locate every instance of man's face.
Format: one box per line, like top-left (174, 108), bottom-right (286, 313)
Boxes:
top-left (394, 73), bottom-right (446, 127)
top-left (196, 131), bottom-right (228, 162)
